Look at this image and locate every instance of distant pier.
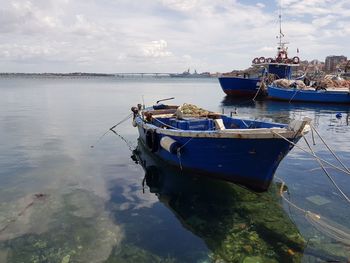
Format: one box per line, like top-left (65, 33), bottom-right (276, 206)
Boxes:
top-left (114, 73), bottom-right (172, 78)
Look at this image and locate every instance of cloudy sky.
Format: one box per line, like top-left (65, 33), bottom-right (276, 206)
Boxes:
top-left (0, 0), bottom-right (349, 73)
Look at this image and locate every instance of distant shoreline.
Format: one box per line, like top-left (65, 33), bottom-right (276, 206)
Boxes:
top-left (0, 72), bottom-right (218, 78)
top-left (0, 72), bottom-right (115, 77)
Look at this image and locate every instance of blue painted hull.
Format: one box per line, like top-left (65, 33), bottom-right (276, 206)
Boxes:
top-left (218, 77), bottom-right (260, 97)
top-left (137, 126), bottom-right (297, 191)
top-left (268, 86), bottom-right (350, 104)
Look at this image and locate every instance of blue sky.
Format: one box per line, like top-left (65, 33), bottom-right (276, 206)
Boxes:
top-left (0, 0), bottom-right (349, 73)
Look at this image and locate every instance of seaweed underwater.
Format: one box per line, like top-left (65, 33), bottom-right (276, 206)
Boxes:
top-left (0, 189), bottom-right (123, 263)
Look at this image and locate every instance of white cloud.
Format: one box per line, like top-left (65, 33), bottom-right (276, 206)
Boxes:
top-left (141, 40), bottom-right (173, 58)
top-left (0, 43), bottom-right (59, 61)
top-left (0, 0), bottom-right (348, 72)
top-left (312, 15), bottom-right (336, 28)
top-left (160, 0), bottom-right (198, 11)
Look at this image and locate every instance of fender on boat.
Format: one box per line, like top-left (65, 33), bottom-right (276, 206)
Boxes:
top-left (146, 129), bottom-right (158, 152)
top-left (160, 136), bottom-right (179, 154)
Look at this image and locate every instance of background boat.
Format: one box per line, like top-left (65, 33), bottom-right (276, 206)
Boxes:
top-left (268, 85), bottom-right (350, 104)
top-left (218, 9), bottom-right (301, 98)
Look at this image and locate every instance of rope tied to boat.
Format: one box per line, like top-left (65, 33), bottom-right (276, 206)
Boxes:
top-left (176, 136), bottom-right (196, 171)
top-left (288, 88), bottom-right (301, 103)
top-left (271, 131), bottom-right (350, 177)
top-left (276, 177), bottom-right (350, 246)
top-left (90, 112), bottom-right (133, 148)
top-left (271, 129), bottom-right (350, 204)
top-left (152, 117), bottom-right (182, 130)
top-left (301, 134), bottom-right (350, 203)
top-left (110, 129), bottom-right (135, 152)
top-left (309, 123), bottom-right (350, 174)
top-left (252, 81), bottom-right (264, 102)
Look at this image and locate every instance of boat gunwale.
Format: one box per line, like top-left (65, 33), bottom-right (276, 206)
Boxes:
top-left (135, 117), bottom-right (307, 139)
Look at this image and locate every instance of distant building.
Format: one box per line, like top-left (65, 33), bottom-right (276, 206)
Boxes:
top-left (337, 60), bottom-right (350, 73)
top-left (325, 55), bottom-right (347, 73)
top-left (309, 59), bottom-right (322, 65)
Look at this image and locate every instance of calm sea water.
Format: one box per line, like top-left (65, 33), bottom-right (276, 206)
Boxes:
top-left (0, 76), bottom-right (349, 263)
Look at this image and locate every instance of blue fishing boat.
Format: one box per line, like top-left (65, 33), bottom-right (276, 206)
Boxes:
top-left (268, 84), bottom-right (350, 104)
top-left (131, 102), bottom-right (310, 191)
top-left (218, 10), bottom-right (300, 98)
top-left (218, 76), bottom-right (261, 97)
top-left (218, 60), bottom-right (300, 97)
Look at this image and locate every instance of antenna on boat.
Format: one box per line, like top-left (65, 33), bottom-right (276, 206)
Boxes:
top-left (274, 0), bottom-right (290, 63)
top-left (278, 0), bottom-right (283, 48)
top-left (276, 0), bottom-right (288, 50)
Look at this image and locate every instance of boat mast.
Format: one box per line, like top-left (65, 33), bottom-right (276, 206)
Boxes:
top-left (279, 3), bottom-right (282, 47)
top-left (278, 0), bottom-right (285, 49)
top-left (276, 0), bottom-right (289, 61)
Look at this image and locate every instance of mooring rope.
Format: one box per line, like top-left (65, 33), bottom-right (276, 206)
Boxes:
top-left (288, 88), bottom-right (300, 103)
top-left (252, 80), bottom-right (264, 101)
top-left (276, 177), bottom-right (350, 246)
top-left (110, 113), bottom-right (134, 130)
top-left (176, 136), bottom-right (196, 171)
top-left (310, 123), bottom-right (350, 174)
top-left (152, 117), bottom-right (182, 130)
top-left (311, 127), bottom-right (316, 145)
top-left (271, 131), bottom-right (350, 176)
top-left (90, 112), bottom-right (133, 148)
top-left (109, 129), bottom-right (135, 152)
top-left (271, 129), bottom-right (350, 204)
top-left (301, 134), bottom-right (350, 203)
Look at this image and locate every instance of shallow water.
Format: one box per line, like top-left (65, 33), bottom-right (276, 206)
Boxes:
top-left (0, 76), bottom-right (349, 262)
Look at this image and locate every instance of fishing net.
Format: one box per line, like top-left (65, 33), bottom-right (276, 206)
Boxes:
top-left (273, 79), bottom-right (293, 88)
top-left (319, 79), bottom-right (350, 89)
top-left (175, 103), bottom-right (211, 118)
top-left (273, 79), bottom-right (307, 89)
top-left (273, 78), bottom-right (350, 90)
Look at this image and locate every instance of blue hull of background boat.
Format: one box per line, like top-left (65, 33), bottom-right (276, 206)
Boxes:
top-left (218, 77), bottom-right (259, 97)
top-left (268, 86), bottom-right (350, 104)
top-left (137, 126), bottom-right (296, 191)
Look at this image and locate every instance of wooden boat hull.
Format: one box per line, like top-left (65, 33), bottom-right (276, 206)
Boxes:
top-left (135, 117), bottom-right (303, 191)
top-left (268, 85), bottom-right (350, 104)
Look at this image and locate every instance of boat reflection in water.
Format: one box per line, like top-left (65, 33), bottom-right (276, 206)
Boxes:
top-left (132, 140), bottom-right (306, 262)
